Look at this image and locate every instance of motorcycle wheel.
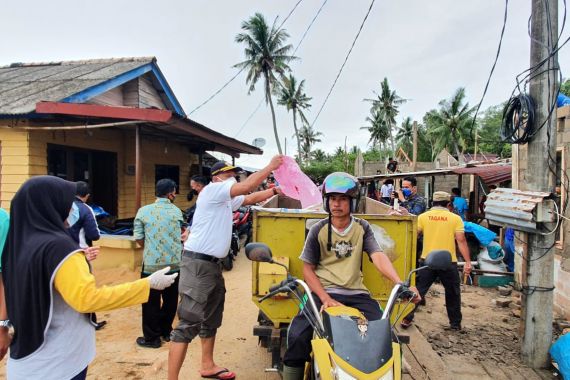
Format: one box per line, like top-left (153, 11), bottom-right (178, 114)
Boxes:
top-left (221, 254), bottom-right (233, 271)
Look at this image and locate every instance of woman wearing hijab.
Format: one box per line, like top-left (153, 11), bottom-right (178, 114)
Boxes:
top-left (1, 176), bottom-right (178, 380)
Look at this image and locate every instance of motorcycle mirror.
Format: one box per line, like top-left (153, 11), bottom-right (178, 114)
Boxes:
top-left (424, 250), bottom-right (453, 270)
top-left (245, 243), bottom-right (274, 262)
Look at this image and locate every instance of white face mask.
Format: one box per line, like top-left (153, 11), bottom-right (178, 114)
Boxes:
top-left (214, 176), bottom-right (237, 184)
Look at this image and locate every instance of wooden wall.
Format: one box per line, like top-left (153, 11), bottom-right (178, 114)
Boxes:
top-left (87, 74), bottom-right (167, 110)
top-left (0, 127), bottom-right (198, 217)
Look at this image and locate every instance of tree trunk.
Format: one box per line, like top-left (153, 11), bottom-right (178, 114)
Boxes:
top-left (265, 74), bottom-right (282, 154)
top-left (388, 122), bottom-right (396, 156)
top-left (292, 108), bottom-right (302, 165)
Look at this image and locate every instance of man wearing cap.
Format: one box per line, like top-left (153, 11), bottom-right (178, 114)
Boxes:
top-left (168, 156), bottom-right (283, 380)
top-left (401, 191), bottom-right (471, 331)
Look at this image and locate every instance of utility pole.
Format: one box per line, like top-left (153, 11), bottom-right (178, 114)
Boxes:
top-left (412, 121), bottom-right (418, 172)
top-left (520, 0), bottom-right (558, 368)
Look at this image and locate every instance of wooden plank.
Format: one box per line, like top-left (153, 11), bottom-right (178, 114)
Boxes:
top-left (364, 196), bottom-right (392, 214)
top-left (86, 86), bottom-right (124, 107)
top-left (123, 78), bottom-right (139, 108)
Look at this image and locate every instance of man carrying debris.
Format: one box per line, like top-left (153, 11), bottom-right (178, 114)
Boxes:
top-left (401, 191), bottom-right (471, 330)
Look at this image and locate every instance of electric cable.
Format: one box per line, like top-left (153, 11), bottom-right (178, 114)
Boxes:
top-left (310, 0), bottom-right (377, 129)
top-left (233, 98), bottom-right (264, 138)
top-left (470, 0), bottom-right (509, 142)
top-left (188, 0), bottom-right (305, 116)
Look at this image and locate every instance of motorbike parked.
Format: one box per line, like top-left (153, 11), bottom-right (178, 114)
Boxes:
top-left (245, 242), bottom-right (452, 380)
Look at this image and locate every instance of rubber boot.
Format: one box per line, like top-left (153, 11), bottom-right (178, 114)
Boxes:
top-left (282, 365), bottom-right (304, 380)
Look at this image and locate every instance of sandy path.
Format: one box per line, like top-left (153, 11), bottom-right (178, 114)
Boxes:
top-left (0, 253), bottom-right (279, 380)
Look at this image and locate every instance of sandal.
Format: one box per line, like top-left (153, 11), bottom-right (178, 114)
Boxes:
top-left (201, 368), bottom-right (236, 379)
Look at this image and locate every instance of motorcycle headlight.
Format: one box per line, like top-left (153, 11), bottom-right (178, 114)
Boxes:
top-left (329, 357), bottom-right (394, 380)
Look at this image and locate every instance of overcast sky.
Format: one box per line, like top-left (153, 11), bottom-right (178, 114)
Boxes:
top-left (1, 1), bottom-right (568, 168)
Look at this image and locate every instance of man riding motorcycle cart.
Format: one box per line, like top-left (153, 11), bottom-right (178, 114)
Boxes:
top-left (281, 172), bottom-right (421, 380)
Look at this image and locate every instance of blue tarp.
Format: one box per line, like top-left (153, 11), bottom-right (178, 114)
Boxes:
top-left (550, 333), bottom-right (570, 378)
top-left (464, 222), bottom-right (497, 246)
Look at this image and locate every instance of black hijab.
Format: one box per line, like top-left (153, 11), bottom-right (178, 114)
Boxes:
top-left (2, 176), bottom-right (80, 359)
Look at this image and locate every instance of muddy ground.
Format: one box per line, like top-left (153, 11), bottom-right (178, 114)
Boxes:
top-left (0, 254), bottom-right (562, 379)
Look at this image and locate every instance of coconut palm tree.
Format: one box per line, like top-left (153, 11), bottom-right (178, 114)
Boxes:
top-left (425, 88), bottom-right (475, 158)
top-left (298, 125), bottom-right (323, 163)
top-left (396, 117), bottom-right (414, 154)
top-left (234, 13), bottom-right (296, 154)
top-left (361, 109), bottom-right (390, 152)
top-left (365, 78), bottom-right (406, 155)
top-left (278, 74), bottom-right (311, 164)
top-left (311, 149), bottom-right (327, 162)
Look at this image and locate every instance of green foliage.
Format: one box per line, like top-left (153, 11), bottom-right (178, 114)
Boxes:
top-left (234, 13), bottom-right (297, 154)
top-left (364, 78), bottom-right (406, 153)
top-left (477, 103), bottom-right (512, 157)
top-left (561, 78), bottom-right (570, 97)
top-left (298, 125), bottom-right (323, 163)
top-left (278, 74), bottom-right (312, 164)
top-left (424, 87), bottom-right (475, 158)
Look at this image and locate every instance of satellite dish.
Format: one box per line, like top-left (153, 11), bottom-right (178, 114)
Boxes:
top-left (252, 137), bottom-right (266, 148)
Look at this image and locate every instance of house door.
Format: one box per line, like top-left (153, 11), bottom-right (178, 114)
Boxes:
top-left (47, 144), bottom-right (118, 216)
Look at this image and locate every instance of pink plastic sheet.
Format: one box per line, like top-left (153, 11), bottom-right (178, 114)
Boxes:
top-left (273, 156), bottom-right (322, 208)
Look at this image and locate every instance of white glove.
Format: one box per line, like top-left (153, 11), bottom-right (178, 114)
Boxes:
top-left (148, 266), bottom-right (178, 290)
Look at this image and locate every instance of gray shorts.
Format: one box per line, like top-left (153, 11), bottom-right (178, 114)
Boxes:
top-left (170, 256), bottom-right (226, 343)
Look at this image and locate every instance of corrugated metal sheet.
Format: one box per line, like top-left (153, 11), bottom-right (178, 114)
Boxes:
top-left (484, 188), bottom-right (553, 232)
top-left (451, 164), bottom-right (512, 185)
top-left (0, 57), bottom-right (154, 114)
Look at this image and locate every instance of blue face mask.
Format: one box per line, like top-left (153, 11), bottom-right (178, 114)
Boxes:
top-left (402, 188), bottom-right (412, 198)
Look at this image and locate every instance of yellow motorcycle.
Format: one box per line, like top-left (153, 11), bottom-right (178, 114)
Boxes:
top-left (245, 243), bottom-right (452, 380)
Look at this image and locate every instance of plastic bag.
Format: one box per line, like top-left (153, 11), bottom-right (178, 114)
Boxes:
top-left (550, 333), bottom-right (570, 378)
top-left (370, 224), bottom-right (397, 261)
top-left (273, 156), bottom-right (322, 208)
top-left (478, 241), bottom-right (505, 263)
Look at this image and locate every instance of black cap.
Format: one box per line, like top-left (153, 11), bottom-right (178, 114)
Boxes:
top-left (211, 161), bottom-right (242, 176)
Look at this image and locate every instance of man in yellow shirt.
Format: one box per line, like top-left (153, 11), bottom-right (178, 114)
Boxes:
top-left (401, 191), bottom-right (471, 330)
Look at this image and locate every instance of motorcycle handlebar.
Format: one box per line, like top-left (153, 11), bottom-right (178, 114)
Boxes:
top-left (259, 278), bottom-right (296, 302)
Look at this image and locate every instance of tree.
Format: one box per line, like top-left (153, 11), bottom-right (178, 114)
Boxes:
top-left (361, 109), bottom-right (390, 152)
top-left (561, 78), bottom-right (570, 97)
top-left (365, 78), bottom-right (406, 154)
top-left (424, 88), bottom-right (475, 158)
top-left (311, 149), bottom-right (327, 161)
top-left (395, 117), bottom-right (414, 155)
top-left (478, 103), bottom-right (512, 157)
top-left (235, 13), bottom-right (296, 154)
top-left (298, 125), bottom-right (323, 163)
top-left (278, 74), bottom-right (312, 164)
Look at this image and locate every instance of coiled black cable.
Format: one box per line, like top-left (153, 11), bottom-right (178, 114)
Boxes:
top-left (500, 93), bottom-right (536, 144)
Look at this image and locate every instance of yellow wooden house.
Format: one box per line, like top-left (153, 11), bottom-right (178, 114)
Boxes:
top-left (0, 57), bottom-right (262, 269)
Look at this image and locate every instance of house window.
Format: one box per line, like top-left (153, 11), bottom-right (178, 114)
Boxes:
top-left (155, 165), bottom-right (180, 193)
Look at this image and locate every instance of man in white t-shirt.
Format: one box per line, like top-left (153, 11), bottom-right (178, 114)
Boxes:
top-left (168, 155), bottom-right (283, 380)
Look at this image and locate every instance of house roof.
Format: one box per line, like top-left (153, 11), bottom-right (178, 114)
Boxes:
top-left (0, 57), bottom-right (262, 157)
top-left (0, 57), bottom-right (184, 116)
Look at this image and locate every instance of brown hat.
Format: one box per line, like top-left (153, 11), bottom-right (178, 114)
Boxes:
top-left (433, 191), bottom-right (451, 202)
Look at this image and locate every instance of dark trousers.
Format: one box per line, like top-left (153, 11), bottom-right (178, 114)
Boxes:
top-left (141, 272), bottom-right (180, 341)
top-left (404, 262), bottom-right (462, 326)
top-left (283, 292), bottom-right (382, 368)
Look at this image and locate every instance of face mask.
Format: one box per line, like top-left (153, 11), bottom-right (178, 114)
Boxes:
top-left (402, 188), bottom-right (412, 198)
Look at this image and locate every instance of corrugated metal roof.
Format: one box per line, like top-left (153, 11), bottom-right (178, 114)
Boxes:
top-left (0, 57), bottom-right (155, 114)
top-left (484, 188), bottom-right (553, 232)
top-left (451, 164), bottom-right (512, 185)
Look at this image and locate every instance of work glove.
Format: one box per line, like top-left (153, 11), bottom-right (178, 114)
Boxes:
top-left (148, 266), bottom-right (178, 290)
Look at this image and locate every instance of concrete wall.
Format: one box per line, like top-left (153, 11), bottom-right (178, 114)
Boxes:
top-left (0, 127), bottom-right (199, 218)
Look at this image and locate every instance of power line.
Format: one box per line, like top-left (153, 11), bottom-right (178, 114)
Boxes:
top-left (292, 0), bottom-right (328, 56)
top-left (188, 67), bottom-right (245, 115)
top-left (310, 0), bottom-right (377, 129)
top-left (234, 98), bottom-right (264, 138)
top-left (236, 0), bottom-right (328, 137)
top-left (469, 0), bottom-right (509, 137)
top-left (188, 0), bottom-right (305, 116)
